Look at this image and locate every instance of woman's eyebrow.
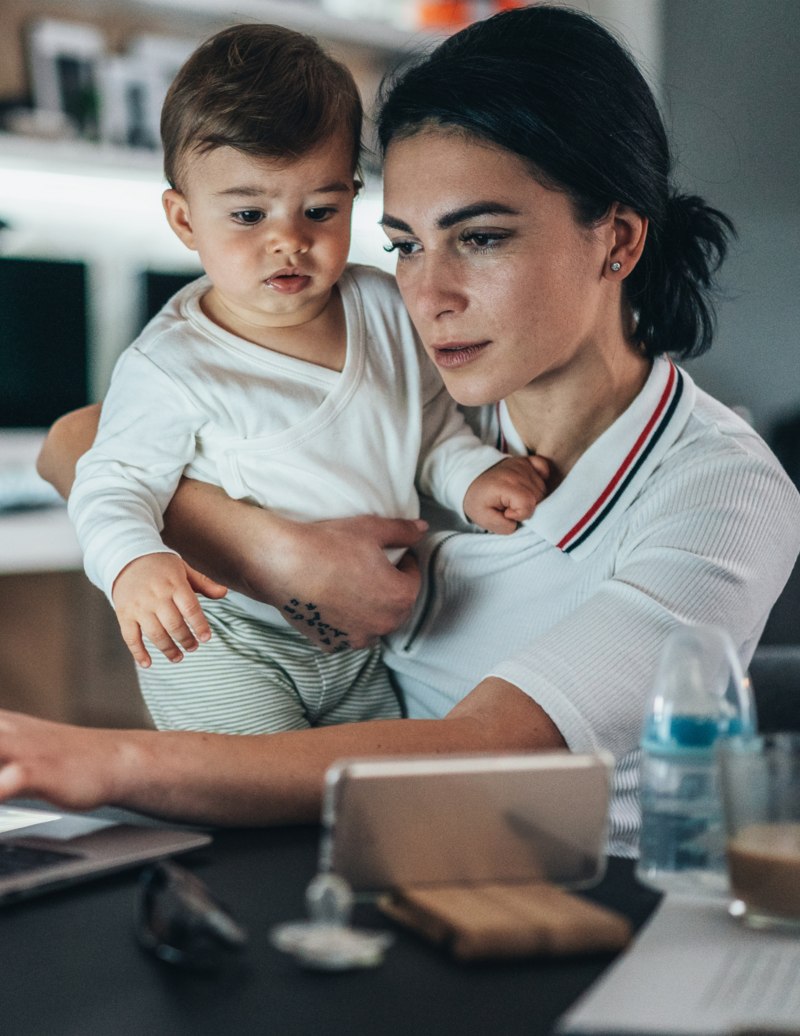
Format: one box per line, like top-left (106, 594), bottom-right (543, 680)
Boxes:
top-left (379, 214), bottom-right (414, 232)
top-left (436, 202), bottom-right (520, 229)
top-left (380, 203), bottom-right (520, 234)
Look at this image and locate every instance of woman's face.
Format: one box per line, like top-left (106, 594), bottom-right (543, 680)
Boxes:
top-left (382, 128), bottom-right (616, 406)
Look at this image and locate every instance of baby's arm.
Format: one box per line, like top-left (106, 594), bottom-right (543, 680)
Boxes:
top-left (417, 375), bottom-right (516, 518)
top-left (417, 367), bottom-right (549, 532)
top-left (113, 554), bottom-right (225, 667)
top-left (462, 455), bottom-right (550, 534)
top-left (68, 347), bottom-right (227, 662)
top-left (416, 349), bottom-right (549, 526)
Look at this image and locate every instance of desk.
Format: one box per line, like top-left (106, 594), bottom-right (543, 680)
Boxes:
top-left (0, 820), bottom-right (660, 1036)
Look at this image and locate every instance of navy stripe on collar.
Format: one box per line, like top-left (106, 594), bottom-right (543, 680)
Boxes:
top-left (558, 361), bottom-right (683, 553)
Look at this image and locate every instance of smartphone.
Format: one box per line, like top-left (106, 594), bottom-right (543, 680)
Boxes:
top-left (319, 751), bottom-right (615, 893)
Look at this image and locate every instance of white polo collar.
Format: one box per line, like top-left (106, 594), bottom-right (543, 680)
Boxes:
top-left (496, 356), bottom-right (696, 559)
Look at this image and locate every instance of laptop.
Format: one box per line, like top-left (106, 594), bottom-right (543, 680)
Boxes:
top-left (0, 803), bottom-right (211, 904)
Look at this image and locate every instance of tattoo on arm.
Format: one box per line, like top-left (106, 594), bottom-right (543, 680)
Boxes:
top-left (282, 599), bottom-right (351, 652)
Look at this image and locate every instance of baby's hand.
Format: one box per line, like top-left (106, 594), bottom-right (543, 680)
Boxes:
top-left (463, 455), bottom-right (550, 535)
top-left (111, 554), bottom-right (227, 668)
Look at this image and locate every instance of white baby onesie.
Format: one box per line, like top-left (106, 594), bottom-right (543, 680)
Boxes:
top-left (69, 263), bottom-right (505, 629)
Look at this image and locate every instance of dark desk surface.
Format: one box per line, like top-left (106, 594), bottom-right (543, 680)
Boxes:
top-left (0, 820), bottom-right (660, 1036)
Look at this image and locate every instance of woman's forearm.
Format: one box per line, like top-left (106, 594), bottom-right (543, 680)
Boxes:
top-left (0, 679), bottom-right (565, 825)
top-left (161, 479), bottom-right (282, 596)
top-left (163, 481), bottom-right (426, 650)
top-left (37, 405), bottom-right (426, 648)
top-left (36, 404), bottom-right (101, 498)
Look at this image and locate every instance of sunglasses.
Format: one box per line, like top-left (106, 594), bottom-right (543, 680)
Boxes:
top-left (137, 860), bottom-right (248, 970)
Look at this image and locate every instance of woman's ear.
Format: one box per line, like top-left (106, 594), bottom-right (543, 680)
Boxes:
top-left (162, 189), bottom-right (197, 251)
top-left (605, 203), bottom-right (648, 279)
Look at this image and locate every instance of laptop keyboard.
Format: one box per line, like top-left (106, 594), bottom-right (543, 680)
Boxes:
top-left (0, 843), bottom-right (80, 877)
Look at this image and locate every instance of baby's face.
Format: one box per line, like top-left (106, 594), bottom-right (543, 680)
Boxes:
top-left (163, 133), bottom-right (357, 330)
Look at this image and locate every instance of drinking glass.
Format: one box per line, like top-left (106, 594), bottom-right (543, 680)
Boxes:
top-left (719, 734), bottom-right (800, 930)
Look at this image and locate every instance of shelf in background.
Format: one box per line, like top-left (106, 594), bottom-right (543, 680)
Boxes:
top-left (0, 130), bottom-right (162, 175)
top-left (132, 0), bottom-right (439, 52)
top-left (0, 130), bottom-right (392, 403)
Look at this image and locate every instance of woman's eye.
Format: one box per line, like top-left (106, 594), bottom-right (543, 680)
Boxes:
top-left (462, 231), bottom-right (507, 250)
top-left (306, 207), bottom-right (335, 222)
top-left (233, 210), bottom-right (264, 225)
top-left (383, 240), bottom-right (420, 258)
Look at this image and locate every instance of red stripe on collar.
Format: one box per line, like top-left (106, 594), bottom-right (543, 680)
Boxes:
top-left (556, 360), bottom-right (678, 551)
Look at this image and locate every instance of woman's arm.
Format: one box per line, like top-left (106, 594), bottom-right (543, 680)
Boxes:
top-left (36, 404), bottom-right (101, 498)
top-left (36, 407), bottom-right (426, 650)
top-left (0, 679), bottom-right (564, 825)
top-left (162, 484), bottom-right (426, 650)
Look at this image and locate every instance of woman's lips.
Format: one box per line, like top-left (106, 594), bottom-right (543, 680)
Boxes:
top-left (431, 341), bottom-right (491, 369)
top-left (264, 271), bottom-right (311, 295)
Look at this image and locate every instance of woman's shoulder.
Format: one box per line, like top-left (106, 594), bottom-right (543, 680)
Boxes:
top-left (630, 379), bottom-right (800, 528)
top-left (677, 384), bottom-right (788, 473)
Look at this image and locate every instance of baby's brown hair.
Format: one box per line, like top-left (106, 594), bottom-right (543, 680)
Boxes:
top-left (161, 23), bottom-right (363, 191)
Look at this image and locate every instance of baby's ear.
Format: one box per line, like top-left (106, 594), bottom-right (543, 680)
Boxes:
top-left (162, 189), bottom-right (197, 251)
top-left (353, 178), bottom-right (363, 197)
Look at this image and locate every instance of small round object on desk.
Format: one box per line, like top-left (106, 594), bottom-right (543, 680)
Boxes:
top-left (270, 921), bottom-right (394, 970)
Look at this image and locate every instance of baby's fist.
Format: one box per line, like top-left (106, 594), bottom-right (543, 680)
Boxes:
top-left (463, 455), bottom-right (550, 534)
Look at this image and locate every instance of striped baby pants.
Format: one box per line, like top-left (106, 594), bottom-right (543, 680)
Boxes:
top-left (136, 597), bottom-right (402, 734)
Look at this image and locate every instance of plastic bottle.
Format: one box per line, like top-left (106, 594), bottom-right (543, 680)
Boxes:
top-left (636, 626), bottom-right (756, 896)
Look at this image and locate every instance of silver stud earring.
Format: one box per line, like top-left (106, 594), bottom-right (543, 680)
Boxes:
top-left (610, 262), bottom-right (621, 272)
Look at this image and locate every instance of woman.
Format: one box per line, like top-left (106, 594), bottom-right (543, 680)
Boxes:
top-left (6, 6), bottom-right (800, 852)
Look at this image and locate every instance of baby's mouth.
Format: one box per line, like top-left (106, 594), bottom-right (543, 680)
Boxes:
top-left (265, 270), bottom-right (311, 295)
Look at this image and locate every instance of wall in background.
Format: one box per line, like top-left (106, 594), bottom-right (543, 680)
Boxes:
top-left (663, 0), bottom-right (800, 436)
top-left (0, 0), bottom-right (398, 419)
top-left (1, 0), bottom-right (796, 435)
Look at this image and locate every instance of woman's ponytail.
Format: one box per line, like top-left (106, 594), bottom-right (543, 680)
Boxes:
top-left (628, 194), bottom-right (736, 360)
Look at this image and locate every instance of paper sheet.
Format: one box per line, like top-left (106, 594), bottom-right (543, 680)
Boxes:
top-left (559, 894), bottom-right (800, 1034)
top-left (0, 806), bottom-right (61, 834)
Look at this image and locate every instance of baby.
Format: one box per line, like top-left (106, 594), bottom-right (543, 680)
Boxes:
top-left (68, 24), bottom-right (548, 735)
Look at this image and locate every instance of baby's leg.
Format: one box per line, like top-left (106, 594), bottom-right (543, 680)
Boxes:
top-left (137, 598), bottom-right (314, 734)
top-left (307, 645), bottom-right (404, 727)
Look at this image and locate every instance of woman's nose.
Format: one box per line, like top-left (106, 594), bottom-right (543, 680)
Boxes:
top-left (407, 252), bottom-right (468, 321)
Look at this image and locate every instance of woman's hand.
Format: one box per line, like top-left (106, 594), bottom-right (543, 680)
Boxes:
top-left (245, 513), bottom-right (428, 651)
top-left (162, 480), bottom-right (427, 651)
top-left (0, 711), bottom-right (122, 812)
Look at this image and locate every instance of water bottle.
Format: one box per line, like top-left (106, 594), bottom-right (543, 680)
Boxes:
top-left (636, 625), bottom-right (756, 896)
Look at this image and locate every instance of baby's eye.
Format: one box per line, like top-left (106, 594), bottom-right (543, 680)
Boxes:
top-left (233, 210), bottom-right (264, 225)
top-left (384, 240), bottom-right (420, 258)
top-left (305, 207), bottom-right (335, 222)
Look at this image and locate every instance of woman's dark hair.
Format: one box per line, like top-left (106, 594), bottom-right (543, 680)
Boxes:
top-left (378, 5), bottom-right (734, 360)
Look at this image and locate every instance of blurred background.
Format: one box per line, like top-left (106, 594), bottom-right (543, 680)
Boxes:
top-left (0, 0), bottom-right (797, 728)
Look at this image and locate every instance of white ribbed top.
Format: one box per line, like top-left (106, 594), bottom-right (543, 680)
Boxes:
top-left (385, 360), bottom-right (800, 855)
